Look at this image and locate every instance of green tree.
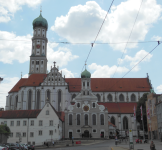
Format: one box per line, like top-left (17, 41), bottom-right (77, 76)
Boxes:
top-left (0, 124), bottom-right (11, 138)
top-left (136, 93), bottom-right (148, 132)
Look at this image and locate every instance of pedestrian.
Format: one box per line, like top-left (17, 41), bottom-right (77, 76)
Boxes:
top-left (52, 141), bottom-right (55, 146)
top-left (150, 141), bottom-right (155, 150)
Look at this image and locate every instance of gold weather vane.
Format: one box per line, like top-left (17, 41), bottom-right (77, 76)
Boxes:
top-left (85, 62), bottom-right (87, 69)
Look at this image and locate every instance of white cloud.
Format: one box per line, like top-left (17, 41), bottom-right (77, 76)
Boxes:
top-left (0, 77), bottom-right (19, 108)
top-left (0, 0), bottom-right (43, 23)
top-left (60, 68), bottom-right (74, 78)
top-left (151, 35), bottom-right (162, 41)
top-left (88, 63), bottom-right (129, 78)
top-left (156, 85), bottom-right (162, 94)
top-left (47, 46), bottom-right (79, 70)
top-left (51, 0), bottom-right (162, 51)
top-left (118, 50), bottom-right (152, 71)
top-left (22, 74), bottom-right (28, 78)
top-left (0, 31), bottom-right (32, 64)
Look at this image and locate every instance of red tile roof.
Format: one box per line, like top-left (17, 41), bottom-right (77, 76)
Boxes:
top-left (0, 110), bottom-right (41, 118)
top-left (98, 102), bottom-right (137, 114)
top-left (65, 78), bottom-right (151, 92)
top-left (9, 74), bottom-right (151, 93)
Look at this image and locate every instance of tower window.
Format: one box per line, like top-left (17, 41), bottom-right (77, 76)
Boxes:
top-left (32, 61), bottom-right (34, 65)
top-left (41, 61), bottom-right (43, 64)
top-left (33, 46), bottom-right (34, 49)
top-left (87, 82), bottom-right (89, 87)
top-left (87, 91), bottom-right (89, 95)
top-left (43, 35), bottom-right (44, 37)
top-left (39, 29), bottom-right (40, 31)
top-left (43, 46), bottom-right (44, 49)
top-left (43, 30), bottom-right (44, 31)
top-left (83, 82), bottom-right (85, 87)
top-left (83, 91), bottom-right (85, 95)
top-left (36, 61), bottom-right (39, 65)
top-left (37, 68), bottom-right (38, 71)
top-left (38, 41), bottom-right (39, 43)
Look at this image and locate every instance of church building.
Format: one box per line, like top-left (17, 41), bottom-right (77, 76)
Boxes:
top-left (4, 12), bottom-right (152, 139)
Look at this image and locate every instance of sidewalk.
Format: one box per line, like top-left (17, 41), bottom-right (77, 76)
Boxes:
top-left (35, 140), bottom-right (105, 149)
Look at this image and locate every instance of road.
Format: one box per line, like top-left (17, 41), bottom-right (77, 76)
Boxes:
top-left (39, 139), bottom-right (162, 150)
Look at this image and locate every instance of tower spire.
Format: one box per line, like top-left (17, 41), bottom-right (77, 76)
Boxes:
top-left (85, 62), bottom-right (87, 69)
top-left (40, 5), bottom-right (42, 14)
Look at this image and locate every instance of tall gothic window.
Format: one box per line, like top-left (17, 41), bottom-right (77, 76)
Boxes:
top-left (111, 116), bottom-right (115, 125)
top-left (15, 96), bottom-right (18, 110)
top-left (21, 91), bottom-right (24, 109)
top-left (69, 114), bottom-right (72, 125)
top-left (108, 94), bottom-right (112, 102)
top-left (96, 94), bottom-right (100, 102)
top-left (28, 90), bottom-right (32, 110)
top-left (123, 116), bottom-right (128, 130)
top-left (85, 114), bottom-right (88, 125)
top-left (77, 114), bottom-right (80, 125)
top-left (37, 90), bottom-right (40, 109)
top-left (119, 94), bottom-right (124, 101)
top-left (92, 114), bottom-right (96, 125)
top-left (100, 114), bottom-right (104, 125)
top-left (131, 94), bottom-right (136, 101)
top-left (58, 90), bottom-right (61, 111)
top-left (47, 90), bottom-right (50, 101)
top-left (72, 94), bottom-right (76, 100)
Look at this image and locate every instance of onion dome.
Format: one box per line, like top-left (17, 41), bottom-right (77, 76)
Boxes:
top-left (81, 69), bottom-right (91, 78)
top-left (32, 13), bottom-right (48, 30)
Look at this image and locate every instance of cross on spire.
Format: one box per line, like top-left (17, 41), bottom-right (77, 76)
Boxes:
top-left (40, 5), bottom-right (42, 13)
top-left (53, 61), bottom-right (56, 67)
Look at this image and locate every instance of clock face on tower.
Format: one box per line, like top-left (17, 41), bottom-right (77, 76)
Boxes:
top-left (36, 45), bottom-right (40, 49)
top-left (83, 105), bottom-right (89, 111)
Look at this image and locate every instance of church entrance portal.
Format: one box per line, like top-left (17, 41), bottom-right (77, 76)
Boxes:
top-left (101, 132), bottom-right (104, 138)
top-left (69, 132), bottom-right (72, 139)
top-left (84, 130), bottom-right (89, 138)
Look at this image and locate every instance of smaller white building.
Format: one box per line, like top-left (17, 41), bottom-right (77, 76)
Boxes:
top-left (0, 101), bottom-right (64, 145)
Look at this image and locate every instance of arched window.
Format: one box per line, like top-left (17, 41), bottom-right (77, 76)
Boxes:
top-left (77, 103), bottom-right (80, 108)
top-left (119, 94), bottom-right (124, 101)
top-left (58, 90), bottom-right (61, 111)
top-left (85, 114), bottom-right (88, 125)
top-left (28, 90), bottom-right (32, 110)
top-left (69, 114), bottom-right (72, 125)
top-left (131, 94), bottom-right (136, 101)
top-left (15, 95), bottom-right (18, 110)
top-left (87, 82), bottom-right (89, 87)
top-left (37, 90), bottom-right (40, 109)
top-left (100, 114), bottom-right (104, 125)
top-left (47, 90), bottom-right (50, 101)
top-left (108, 94), bottom-right (112, 102)
top-left (123, 117), bottom-right (128, 130)
top-left (72, 94), bottom-right (76, 100)
top-left (21, 91), bottom-right (24, 109)
top-left (111, 116), bottom-right (115, 125)
top-left (92, 114), bottom-right (96, 125)
top-left (77, 114), bottom-right (80, 125)
top-left (96, 94), bottom-right (100, 102)
top-left (93, 103), bottom-right (95, 108)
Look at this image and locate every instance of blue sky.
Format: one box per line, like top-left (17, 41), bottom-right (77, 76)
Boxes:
top-left (0, 0), bottom-right (162, 107)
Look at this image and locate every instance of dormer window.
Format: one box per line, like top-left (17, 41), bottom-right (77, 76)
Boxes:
top-left (46, 110), bottom-right (49, 115)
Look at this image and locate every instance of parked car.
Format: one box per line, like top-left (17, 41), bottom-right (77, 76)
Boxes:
top-left (0, 144), bottom-right (9, 150)
top-left (4, 143), bottom-right (19, 150)
top-left (27, 145), bottom-right (34, 150)
top-left (20, 144), bottom-right (28, 150)
top-left (0, 146), bottom-right (8, 150)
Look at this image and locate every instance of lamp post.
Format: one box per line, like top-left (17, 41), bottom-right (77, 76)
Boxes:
top-left (137, 122), bottom-right (140, 138)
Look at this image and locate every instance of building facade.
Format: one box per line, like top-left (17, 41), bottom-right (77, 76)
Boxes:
top-left (0, 101), bottom-right (63, 145)
top-left (4, 12), bottom-right (153, 138)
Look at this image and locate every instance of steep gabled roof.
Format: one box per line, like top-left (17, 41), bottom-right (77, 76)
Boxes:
top-left (98, 102), bottom-right (137, 114)
top-left (65, 78), bottom-right (151, 92)
top-left (0, 110), bottom-right (41, 118)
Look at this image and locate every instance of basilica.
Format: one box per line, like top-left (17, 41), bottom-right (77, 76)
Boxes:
top-left (3, 12), bottom-right (152, 142)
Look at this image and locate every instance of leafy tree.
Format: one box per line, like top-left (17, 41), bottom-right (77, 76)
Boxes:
top-left (0, 124), bottom-right (11, 138)
top-left (136, 93), bottom-right (148, 132)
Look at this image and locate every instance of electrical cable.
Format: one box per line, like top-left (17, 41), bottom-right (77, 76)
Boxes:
top-left (108, 42), bottom-right (160, 91)
top-left (112, 0), bottom-right (143, 78)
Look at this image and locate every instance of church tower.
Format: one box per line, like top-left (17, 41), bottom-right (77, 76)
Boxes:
top-left (29, 11), bottom-right (48, 75)
top-left (81, 66), bottom-right (91, 96)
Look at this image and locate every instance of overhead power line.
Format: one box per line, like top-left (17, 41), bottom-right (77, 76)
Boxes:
top-left (108, 42), bottom-right (161, 91)
top-left (112, 0), bottom-right (144, 78)
top-left (0, 38), bottom-right (159, 45)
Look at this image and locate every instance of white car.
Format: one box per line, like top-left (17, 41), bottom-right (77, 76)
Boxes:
top-left (0, 146), bottom-right (7, 150)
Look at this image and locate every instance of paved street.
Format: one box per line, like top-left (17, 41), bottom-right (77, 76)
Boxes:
top-left (38, 139), bottom-right (162, 150)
